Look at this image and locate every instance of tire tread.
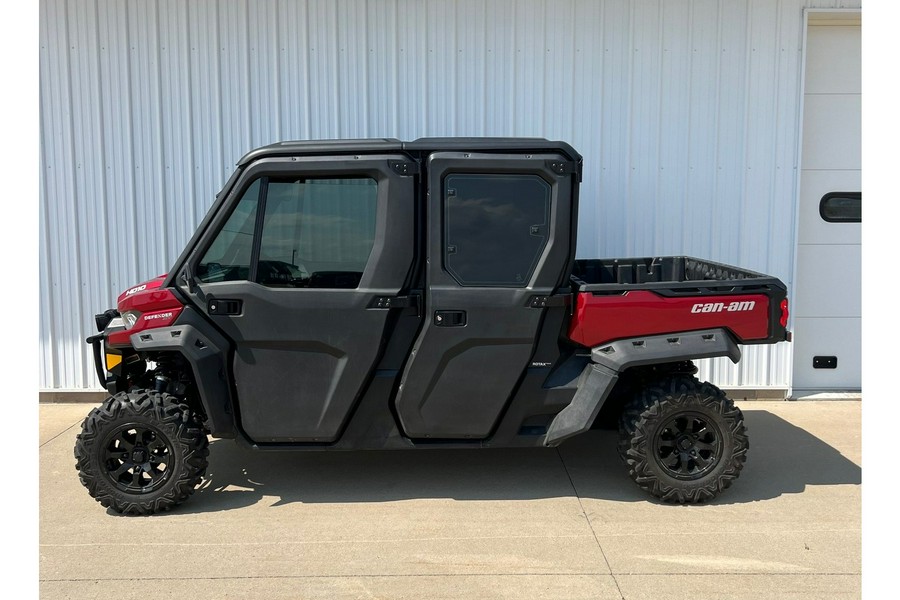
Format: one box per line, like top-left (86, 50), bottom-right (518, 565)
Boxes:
top-left (74, 390), bottom-right (209, 515)
top-left (617, 375), bottom-right (748, 503)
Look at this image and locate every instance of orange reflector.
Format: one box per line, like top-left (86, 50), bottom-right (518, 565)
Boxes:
top-left (105, 353), bottom-right (122, 371)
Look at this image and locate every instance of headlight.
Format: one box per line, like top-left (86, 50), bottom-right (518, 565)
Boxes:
top-left (122, 311), bottom-right (140, 329)
top-left (94, 309), bottom-right (119, 332)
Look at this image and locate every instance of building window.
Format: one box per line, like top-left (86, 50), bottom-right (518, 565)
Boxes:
top-left (444, 174), bottom-right (551, 287)
top-left (819, 192), bottom-right (861, 223)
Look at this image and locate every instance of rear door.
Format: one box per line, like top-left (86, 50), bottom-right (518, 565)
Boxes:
top-left (394, 152), bottom-right (576, 439)
top-left (182, 155), bottom-right (416, 443)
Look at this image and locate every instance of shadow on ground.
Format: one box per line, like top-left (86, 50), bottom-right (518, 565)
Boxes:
top-left (177, 410), bottom-right (860, 515)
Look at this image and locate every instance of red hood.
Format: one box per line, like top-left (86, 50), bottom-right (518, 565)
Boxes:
top-left (107, 274), bottom-right (183, 347)
top-left (116, 275), bottom-right (168, 307)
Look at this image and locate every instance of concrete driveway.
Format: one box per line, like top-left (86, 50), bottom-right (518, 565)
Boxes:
top-left (39, 401), bottom-right (861, 599)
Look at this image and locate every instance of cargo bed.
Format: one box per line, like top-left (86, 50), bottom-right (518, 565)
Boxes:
top-left (570, 256), bottom-right (784, 294)
top-left (567, 256), bottom-right (789, 347)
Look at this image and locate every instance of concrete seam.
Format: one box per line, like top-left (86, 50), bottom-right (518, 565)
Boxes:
top-left (40, 573), bottom-right (614, 582)
top-left (556, 447), bottom-right (625, 600)
top-left (40, 526), bottom-right (860, 547)
top-left (42, 534), bottom-right (597, 548)
top-left (39, 421), bottom-right (81, 449)
top-left (40, 572), bottom-right (862, 582)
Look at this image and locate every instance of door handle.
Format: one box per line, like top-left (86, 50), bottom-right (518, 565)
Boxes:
top-left (434, 310), bottom-right (466, 327)
top-left (208, 298), bottom-right (243, 316)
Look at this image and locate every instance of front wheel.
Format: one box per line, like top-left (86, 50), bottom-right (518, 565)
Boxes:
top-left (74, 390), bottom-right (209, 515)
top-left (618, 376), bottom-right (748, 503)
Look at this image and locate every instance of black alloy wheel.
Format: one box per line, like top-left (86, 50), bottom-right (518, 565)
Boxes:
top-left (102, 423), bottom-right (173, 494)
top-left (653, 412), bottom-right (723, 481)
top-left (618, 376), bottom-right (748, 503)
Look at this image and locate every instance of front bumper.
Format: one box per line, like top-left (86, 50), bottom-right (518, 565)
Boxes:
top-left (86, 312), bottom-right (126, 389)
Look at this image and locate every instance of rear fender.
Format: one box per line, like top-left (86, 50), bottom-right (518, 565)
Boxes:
top-left (543, 328), bottom-right (740, 446)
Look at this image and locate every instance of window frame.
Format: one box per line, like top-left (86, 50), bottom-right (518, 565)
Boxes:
top-left (193, 168), bottom-right (381, 289)
top-left (442, 172), bottom-right (553, 288)
top-left (194, 177), bottom-right (266, 284)
top-left (254, 175), bottom-right (379, 289)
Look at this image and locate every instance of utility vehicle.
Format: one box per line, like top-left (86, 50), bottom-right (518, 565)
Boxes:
top-left (75, 138), bottom-right (790, 514)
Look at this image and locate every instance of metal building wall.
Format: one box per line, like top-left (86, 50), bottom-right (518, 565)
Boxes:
top-left (39, 0), bottom-right (861, 391)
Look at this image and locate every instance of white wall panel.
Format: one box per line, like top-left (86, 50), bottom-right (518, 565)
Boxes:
top-left (40, 0), bottom-right (861, 390)
top-left (805, 24), bottom-right (861, 94)
top-left (793, 244), bottom-right (861, 316)
top-left (801, 95), bottom-right (862, 170)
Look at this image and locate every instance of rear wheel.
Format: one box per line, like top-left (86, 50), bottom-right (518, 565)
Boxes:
top-left (618, 376), bottom-right (748, 503)
top-left (74, 390), bottom-right (209, 515)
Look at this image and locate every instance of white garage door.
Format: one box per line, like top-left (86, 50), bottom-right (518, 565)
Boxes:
top-left (791, 16), bottom-right (861, 393)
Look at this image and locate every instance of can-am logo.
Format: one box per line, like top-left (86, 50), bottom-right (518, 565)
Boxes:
top-left (125, 284), bottom-right (147, 296)
top-left (691, 301), bottom-right (756, 314)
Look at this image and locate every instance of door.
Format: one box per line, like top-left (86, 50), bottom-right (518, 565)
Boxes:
top-left (792, 16), bottom-right (861, 393)
top-left (183, 155), bottom-right (416, 442)
top-left (394, 152), bottom-right (577, 439)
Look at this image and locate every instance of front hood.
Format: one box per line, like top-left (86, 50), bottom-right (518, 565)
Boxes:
top-left (116, 275), bottom-right (168, 306)
top-left (107, 274), bottom-right (184, 347)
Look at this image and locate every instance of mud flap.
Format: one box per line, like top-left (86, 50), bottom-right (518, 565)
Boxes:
top-left (543, 363), bottom-right (618, 447)
top-left (543, 328), bottom-right (741, 447)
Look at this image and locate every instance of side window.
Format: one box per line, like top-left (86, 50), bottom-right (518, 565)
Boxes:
top-left (444, 174), bottom-right (551, 286)
top-left (820, 192), bottom-right (861, 223)
top-left (197, 179), bottom-right (261, 283)
top-left (257, 178), bottom-right (378, 288)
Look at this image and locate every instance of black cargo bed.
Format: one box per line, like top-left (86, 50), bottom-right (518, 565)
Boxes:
top-left (570, 256), bottom-right (785, 296)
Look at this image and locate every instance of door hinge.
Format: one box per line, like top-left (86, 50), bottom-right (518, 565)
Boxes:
top-left (545, 159), bottom-right (578, 178)
top-left (527, 294), bottom-right (571, 309)
top-left (389, 160), bottom-right (420, 176)
top-left (369, 294), bottom-right (422, 315)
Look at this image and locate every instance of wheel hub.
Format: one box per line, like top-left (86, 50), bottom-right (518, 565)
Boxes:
top-left (676, 435), bottom-right (694, 451)
top-left (654, 412), bottom-right (723, 481)
top-left (102, 424), bottom-right (172, 494)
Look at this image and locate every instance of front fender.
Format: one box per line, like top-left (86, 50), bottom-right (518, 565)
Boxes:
top-left (130, 307), bottom-right (235, 438)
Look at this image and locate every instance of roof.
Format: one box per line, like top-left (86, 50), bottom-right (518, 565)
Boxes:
top-left (236, 137), bottom-right (581, 166)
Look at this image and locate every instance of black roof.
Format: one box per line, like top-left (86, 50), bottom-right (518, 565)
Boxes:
top-left (237, 137), bottom-right (581, 166)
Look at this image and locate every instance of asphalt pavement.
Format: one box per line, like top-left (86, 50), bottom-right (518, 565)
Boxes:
top-left (39, 400), bottom-right (861, 599)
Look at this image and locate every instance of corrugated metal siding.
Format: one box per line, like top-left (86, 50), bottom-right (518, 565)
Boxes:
top-left (39, 0), bottom-right (861, 390)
